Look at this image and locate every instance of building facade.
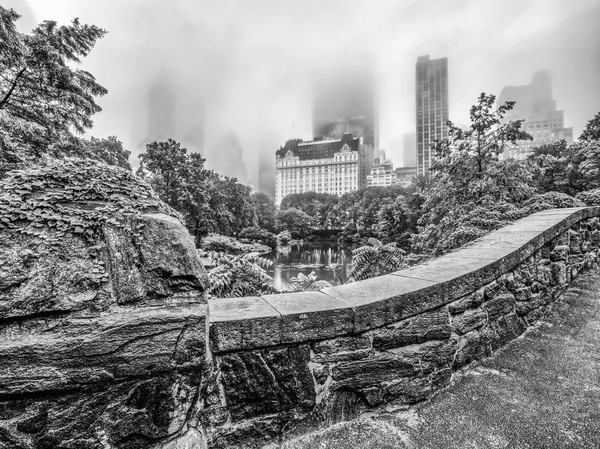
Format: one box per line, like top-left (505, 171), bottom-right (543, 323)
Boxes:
top-left (416, 55), bottom-right (449, 176)
top-left (498, 71), bottom-right (573, 160)
top-left (367, 159), bottom-right (396, 187)
top-left (396, 166), bottom-right (418, 187)
top-left (275, 133), bottom-right (360, 206)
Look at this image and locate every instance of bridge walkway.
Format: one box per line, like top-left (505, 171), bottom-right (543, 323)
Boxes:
top-left (276, 268), bottom-right (600, 449)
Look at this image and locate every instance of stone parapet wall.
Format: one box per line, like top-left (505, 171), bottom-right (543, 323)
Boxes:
top-left (205, 207), bottom-right (600, 448)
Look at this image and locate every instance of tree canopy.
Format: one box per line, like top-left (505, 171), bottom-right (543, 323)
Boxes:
top-left (0, 6), bottom-right (107, 174)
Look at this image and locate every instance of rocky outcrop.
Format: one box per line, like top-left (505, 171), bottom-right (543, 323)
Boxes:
top-left (0, 159), bottom-right (209, 449)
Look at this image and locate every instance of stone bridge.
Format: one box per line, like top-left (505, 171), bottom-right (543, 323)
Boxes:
top-left (2, 177), bottom-right (599, 449)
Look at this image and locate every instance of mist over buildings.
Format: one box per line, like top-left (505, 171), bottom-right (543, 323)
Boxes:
top-left (6, 0), bottom-right (600, 186)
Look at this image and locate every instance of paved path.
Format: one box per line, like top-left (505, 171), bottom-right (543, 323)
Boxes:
top-left (277, 269), bottom-right (600, 449)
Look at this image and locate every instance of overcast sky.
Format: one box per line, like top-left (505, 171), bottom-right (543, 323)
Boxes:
top-left (4, 0), bottom-right (600, 184)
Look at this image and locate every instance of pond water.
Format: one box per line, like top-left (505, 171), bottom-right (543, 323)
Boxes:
top-left (266, 241), bottom-right (354, 291)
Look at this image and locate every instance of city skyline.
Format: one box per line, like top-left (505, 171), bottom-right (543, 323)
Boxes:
top-left (6, 0), bottom-right (600, 181)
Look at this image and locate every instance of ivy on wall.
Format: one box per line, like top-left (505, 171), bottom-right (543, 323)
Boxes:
top-left (0, 158), bottom-right (178, 244)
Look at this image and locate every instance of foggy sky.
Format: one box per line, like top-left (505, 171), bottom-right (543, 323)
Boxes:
top-left (5, 0), bottom-right (600, 187)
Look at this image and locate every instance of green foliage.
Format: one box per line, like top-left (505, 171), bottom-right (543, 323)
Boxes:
top-left (200, 233), bottom-right (270, 255)
top-left (206, 252), bottom-right (277, 298)
top-left (137, 139), bottom-right (256, 244)
top-left (280, 192), bottom-right (339, 229)
top-left (349, 238), bottom-right (405, 281)
top-left (0, 6), bottom-right (107, 175)
top-left (522, 191), bottom-right (584, 213)
top-left (416, 93), bottom-right (536, 255)
top-left (82, 136), bottom-right (131, 170)
top-left (276, 207), bottom-right (313, 238)
top-left (288, 271), bottom-right (332, 292)
top-left (276, 230), bottom-right (293, 245)
top-left (576, 188), bottom-right (600, 206)
top-left (250, 193), bottom-right (276, 232)
top-left (238, 226), bottom-right (277, 249)
top-left (580, 111), bottom-right (600, 143)
top-left (0, 157), bottom-right (175, 244)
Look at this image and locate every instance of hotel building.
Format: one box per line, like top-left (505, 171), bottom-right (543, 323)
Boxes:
top-left (275, 133), bottom-right (360, 206)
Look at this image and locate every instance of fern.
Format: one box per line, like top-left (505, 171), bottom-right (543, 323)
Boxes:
top-left (206, 251), bottom-right (278, 298)
top-left (288, 271), bottom-right (333, 292)
top-left (349, 239), bottom-right (405, 281)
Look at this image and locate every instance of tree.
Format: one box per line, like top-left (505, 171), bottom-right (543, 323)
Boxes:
top-left (280, 192), bottom-right (339, 229)
top-left (0, 6), bottom-right (107, 174)
top-left (580, 111), bottom-right (600, 143)
top-left (415, 93), bottom-right (535, 254)
top-left (137, 139), bottom-right (256, 245)
top-left (83, 136), bottom-right (131, 170)
top-left (250, 193), bottom-right (276, 232)
top-left (276, 208), bottom-right (313, 238)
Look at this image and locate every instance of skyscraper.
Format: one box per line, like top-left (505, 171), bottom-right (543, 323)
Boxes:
top-left (312, 50), bottom-right (377, 147)
top-left (415, 55), bottom-right (449, 176)
top-left (498, 71), bottom-right (573, 159)
top-left (146, 67), bottom-right (176, 143)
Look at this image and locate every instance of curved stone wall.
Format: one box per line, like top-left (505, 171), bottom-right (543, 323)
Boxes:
top-left (3, 205), bottom-right (600, 449)
top-left (205, 207), bottom-right (600, 448)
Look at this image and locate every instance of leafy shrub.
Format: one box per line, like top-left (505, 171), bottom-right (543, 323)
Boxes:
top-left (349, 238), bottom-right (405, 281)
top-left (277, 230), bottom-right (293, 245)
top-left (200, 233), bottom-right (270, 255)
top-left (239, 226), bottom-right (277, 249)
top-left (575, 189), bottom-right (600, 206)
top-left (288, 271), bottom-right (332, 292)
top-left (205, 252), bottom-right (277, 298)
top-left (522, 191), bottom-right (584, 213)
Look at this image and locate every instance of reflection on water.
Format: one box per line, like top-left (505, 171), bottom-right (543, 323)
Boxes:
top-left (266, 241), bottom-right (354, 291)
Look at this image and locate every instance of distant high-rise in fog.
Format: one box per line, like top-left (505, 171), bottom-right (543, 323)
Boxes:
top-left (312, 51), bottom-right (378, 148)
top-left (258, 149), bottom-right (275, 199)
top-left (210, 132), bottom-right (248, 183)
top-left (416, 55), bottom-right (449, 176)
top-left (498, 71), bottom-right (573, 159)
top-left (402, 132), bottom-right (417, 167)
top-left (146, 67), bottom-right (176, 143)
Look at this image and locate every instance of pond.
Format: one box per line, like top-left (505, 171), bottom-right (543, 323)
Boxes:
top-left (266, 240), bottom-right (355, 291)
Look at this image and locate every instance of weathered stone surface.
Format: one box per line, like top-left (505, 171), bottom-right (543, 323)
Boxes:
top-left (218, 345), bottom-right (315, 421)
top-left (262, 291), bottom-right (353, 343)
top-left (370, 307), bottom-right (451, 350)
top-left (481, 293), bottom-right (515, 321)
top-left (448, 288), bottom-right (485, 314)
top-left (453, 329), bottom-right (491, 369)
top-left (550, 245), bottom-right (570, 262)
top-left (312, 335), bottom-right (372, 363)
top-left (209, 296), bottom-right (281, 352)
top-left (332, 339), bottom-right (457, 390)
top-left (451, 308), bottom-right (487, 335)
top-left (551, 261), bottom-right (568, 286)
top-left (0, 163), bottom-right (209, 449)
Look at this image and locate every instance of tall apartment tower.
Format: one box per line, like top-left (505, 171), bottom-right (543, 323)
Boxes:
top-left (498, 71), bottom-right (573, 159)
top-left (415, 55), bottom-right (449, 176)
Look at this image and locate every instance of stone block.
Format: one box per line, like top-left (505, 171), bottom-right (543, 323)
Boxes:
top-left (209, 296), bottom-right (281, 352)
top-left (311, 335), bottom-right (372, 363)
top-left (551, 262), bottom-right (567, 286)
top-left (369, 307), bottom-right (451, 350)
top-left (453, 329), bottom-right (491, 369)
top-left (262, 291), bottom-right (353, 344)
top-left (447, 288), bottom-right (485, 314)
top-left (451, 308), bottom-right (487, 335)
top-left (550, 245), bottom-right (569, 262)
top-left (218, 345), bottom-right (315, 421)
top-left (482, 293), bottom-right (515, 321)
